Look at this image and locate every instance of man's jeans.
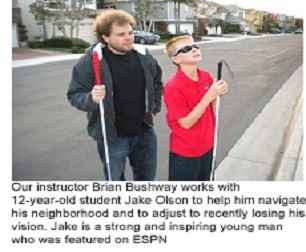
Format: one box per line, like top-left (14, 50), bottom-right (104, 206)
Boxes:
top-left (169, 148), bottom-right (213, 181)
top-left (97, 127), bottom-right (157, 181)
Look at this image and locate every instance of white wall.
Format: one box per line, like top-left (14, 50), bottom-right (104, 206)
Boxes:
top-left (53, 19), bottom-right (96, 43)
top-left (12, 23), bottom-right (19, 47)
top-left (180, 24), bottom-right (194, 34)
top-left (168, 23), bottom-right (193, 34)
top-left (74, 21), bottom-right (97, 43)
top-left (206, 26), bottom-right (222, 35)
top-left (17, 0), bottom-right (44, 40)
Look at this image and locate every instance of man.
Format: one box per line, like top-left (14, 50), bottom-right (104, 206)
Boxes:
top-left (67, 10), bottom-right (163, 181)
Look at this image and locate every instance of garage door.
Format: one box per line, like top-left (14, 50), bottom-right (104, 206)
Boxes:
top-left (77, 22), bottom-right (97, 43)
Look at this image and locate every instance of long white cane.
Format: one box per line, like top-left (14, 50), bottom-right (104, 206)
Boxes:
top-left (99, 98), bottom-right (111, 181)
top-left (210, 61), bottom-right (223, 181)
top-left (93, 50), bottom-right (112, 181)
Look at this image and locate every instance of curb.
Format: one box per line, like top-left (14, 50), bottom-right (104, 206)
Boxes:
top-left (294, 141), bottom-right (304, 181)
top-left (12, 54), bottom-right (82, 68)
top-left (274, 98), bottom-right (303, 181)
top-left (216, 65), bottom-right (303, 181)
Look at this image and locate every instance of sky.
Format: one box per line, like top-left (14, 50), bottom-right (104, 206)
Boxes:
top-left (213, 0), bottom-right (304, 18)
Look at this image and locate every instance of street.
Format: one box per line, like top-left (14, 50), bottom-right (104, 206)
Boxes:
top-left (12, 35), bottom-right (303, 181)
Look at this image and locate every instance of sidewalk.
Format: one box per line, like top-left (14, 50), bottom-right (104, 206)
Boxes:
top-left (216, 66), bottom-right (303, 181)
top-left (12, 35), bottom-right (303, 181)
top-left (12, 47), bottom-right (82, 68)
top-left (274, 96), bottom-right (303, 181)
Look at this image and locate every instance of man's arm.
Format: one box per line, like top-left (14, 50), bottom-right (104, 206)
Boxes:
top-left (152, 58), bottom-right (164, 114)
top-left (67, 54), bottom-right (100, 112)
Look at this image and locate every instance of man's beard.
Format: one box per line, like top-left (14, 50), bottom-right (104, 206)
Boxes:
top-left (108, 43), bottom-right (133, 54)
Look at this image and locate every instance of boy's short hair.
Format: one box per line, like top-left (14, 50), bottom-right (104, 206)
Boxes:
top-left (164, 35), bottom-right (193, 57)
top-left (93, 9), bottom-right (136, 44)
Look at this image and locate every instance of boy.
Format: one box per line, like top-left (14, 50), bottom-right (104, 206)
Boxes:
top-left (164, 36), bottom-right (228, 181)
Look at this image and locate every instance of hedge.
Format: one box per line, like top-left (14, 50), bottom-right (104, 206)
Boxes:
top-left (29, 37), bottom-right (90, 49)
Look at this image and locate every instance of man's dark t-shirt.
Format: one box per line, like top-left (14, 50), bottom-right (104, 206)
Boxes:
top-left (103, 46), bottom-right (146, 137)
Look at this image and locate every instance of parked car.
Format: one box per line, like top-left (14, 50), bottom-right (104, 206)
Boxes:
top-left (133, 31), bottom-right (160, 44)
top-left (271, 28), bottom-right (282, 34)
top-left (294, 28), bottom-right (303, 34)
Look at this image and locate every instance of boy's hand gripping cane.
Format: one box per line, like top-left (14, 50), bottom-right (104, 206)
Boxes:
top-left (210, 60), bottom-right (234, 181)
top-left (93, 52), bottom-right (112, 181)
top-left (210, 61), bottom-right (223, 181)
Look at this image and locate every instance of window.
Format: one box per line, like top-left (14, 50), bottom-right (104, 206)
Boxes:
top-left (105, 4), bottom-right (116, 9)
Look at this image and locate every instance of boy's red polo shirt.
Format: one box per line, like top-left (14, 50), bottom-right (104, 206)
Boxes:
top-left (164, 68), bottom-right (215, 157)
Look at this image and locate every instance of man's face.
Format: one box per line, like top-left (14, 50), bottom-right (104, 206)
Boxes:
top-left (102, 23), bottom-right (134, 54)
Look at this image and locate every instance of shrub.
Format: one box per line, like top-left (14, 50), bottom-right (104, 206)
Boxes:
top-left (154, 31), bottom-right (172, 39)
top-left (154, 31), bottom-right (190, 40)
top-left (43, 37), bottom-right (73, 48)
top-left (194, 36), bottom-right (202, 41)
top-left (224, 23), bottom-right (242, 34)
top-left (71, 47), bottom-right (86, 54)
top-left (28, 41), bottom-right (43, 49)
top-left (18, 23), bottom-right (28, 42)
top-left (42, 37), bottom-right (90, 49)
top-left (70, 38), bottom-right (91, 48)
top-left (71, 47), bottom-right (79, 54)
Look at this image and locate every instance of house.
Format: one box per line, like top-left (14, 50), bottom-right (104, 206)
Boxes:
top-left (222, 4), bottom-right (250, 32)
top-left (275, 14), bottom-right (296, 32)
top-left (13, 0), bottom-right (301, 48)
top-left (12, 1), bottom-right (21, 47)
top-left (245, 9), bottom-right (267, 33)
top-left (224, 14), bottom-right (250, 33)
top-left (195, 2), bottom-right (249, 35)
top-left (222, 4), bottom-right (245, 19)
top-left (104, 0), bottom-right (198, 34)
top-left (12, 0), bottom-right (56, 47)
top-left (11, 0), bottom-right (101, 47)
top-left (194, 1), bottom-right (225, 35)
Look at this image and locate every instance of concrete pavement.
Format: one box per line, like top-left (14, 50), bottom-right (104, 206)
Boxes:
top-left (12, 47), bottom-right (81, 68)
top-left (274, 96), bottom-right (303, 181)
top-left (12, 34), bottom-right (303, 181)
top-left (216, 66), bottom-right (303, 181)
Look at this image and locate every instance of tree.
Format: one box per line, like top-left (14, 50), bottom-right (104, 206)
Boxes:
top-left (132, 0), bottom-right (164, 31)
top-left (18, 23), bottom-right (29, 42)
top-left (96, 0), bottom-right (105, 9)
top-left (29, 0), bottom-right (54, 39)
top-left (68, 0), bottom-right (94, 38)
top-left (263, 14), bottom-right (279, 32)
top-left (57, 0), bottom-right (68, 37)
top-left (169, 0), bottom-right (197, 34)
top-left (29, 0), bottom-right (94, 39)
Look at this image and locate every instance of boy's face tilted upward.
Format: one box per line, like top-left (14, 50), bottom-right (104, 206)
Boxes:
top-left (172, 39), bottom-right (202, 66)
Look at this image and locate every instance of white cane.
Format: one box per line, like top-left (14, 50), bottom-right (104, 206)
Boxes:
top-left (93, 47), bottom-right (112, 181)
top-left (99, 98), bottom-right (112, 181)
top-left (210, 61), bottom-right (223, 181)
